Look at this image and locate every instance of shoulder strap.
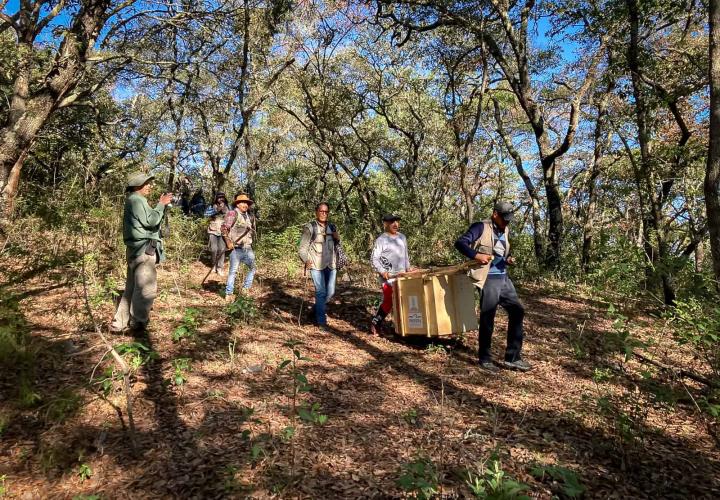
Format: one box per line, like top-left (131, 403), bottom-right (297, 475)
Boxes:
top-left (310, 220), bottom-right (318, 241)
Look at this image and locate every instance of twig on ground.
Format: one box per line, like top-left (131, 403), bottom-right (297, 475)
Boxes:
top-left (79, 231), bottom-right (138, 454)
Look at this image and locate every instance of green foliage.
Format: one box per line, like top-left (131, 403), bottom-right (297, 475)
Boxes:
top-left (298, 402), bottom-right (328, 425)
top-left (529, 464), bottom-right (585, 498)
top-left (402, 408), bottom-right (419, 426)
top-left (464, 454), bottom-right (530, 499)
top-left (425, 343), bottom-right (447, 355)
top-left (605, 305), bottom-right (648, 362)
top-left (95, 367), bottom-right (121, 397)
top-left (77, 463), bottom-right (93, 482)
top-left (226, 294), bottom-right (259, 324)
top-left (114, 342), bottom-right (158, 370)
top-left (0, 474), bottom-right (6, 496)
top-left (664, 297), bottom-right (720, 378)
top-left (44, 389), bottom-right (83, 423)
top-left (172, 307), bottom-right (200, 342)
top-left (72, 495), bottom-right (101, 500)
top-left (171, 358), bottom-right (192, 386)
top-left (396, 456), bottom-right (439, 500)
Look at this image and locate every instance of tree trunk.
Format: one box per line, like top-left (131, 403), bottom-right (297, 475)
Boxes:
top-left (582, 89), bottom-right (612, 274)
top-left (0, 1), bottom-right (113, 223)
top-left (707, 0), bottom-right (720, 290)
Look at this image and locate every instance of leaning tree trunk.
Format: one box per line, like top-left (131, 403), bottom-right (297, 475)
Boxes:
top-left (707, 0), bottom-right (720, 290)
top-left (0, 1), bottom-right (112, 225)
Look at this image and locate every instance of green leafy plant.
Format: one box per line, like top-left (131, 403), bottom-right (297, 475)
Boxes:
top-left (77, 463), bottom-right (93, 482)
top-left (0, 474), bottom-right (6, 496)
top-left (114, 342), bottom-right (158, 370)
top-left (172, 307), bottom-right (200, 342)
top-left (464, 453), bottom-right (530, 499)
top-left (171, 358), bottom-right (192, 386)
top-left (396, 456), bottom-right (439, 500)
top-left (298, 402), bottom-right (328, 425)
top-left (277, 340), bottom-right (328, 480)
top-left (226, 294), bottom-right (259, 324)
top-left (665, 297), bottom-right (720, 380)
top-left (606, 305), bottom-right (647, 361)
top-left (403, 408), bottom-right (419, 426)
top-left (425, 343), bottom-right (447, 355)
top-left (530, 464), bottom-right (585, 498)
top-left (44, 389), bottom-right (83, 423)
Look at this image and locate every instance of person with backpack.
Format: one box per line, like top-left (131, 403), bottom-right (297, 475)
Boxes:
top-left (110, 172), bottom-right (172, 334)
top-left (369, 214), bottom-right (416, 336)
top-left (454, 201), bottom-right (530, 373)
top-left (204, 192), bottom-right (230, 276)
top-left (298, 202), bottom-right (340, 330)
top-left (222, 194), bottom-right (256, 302)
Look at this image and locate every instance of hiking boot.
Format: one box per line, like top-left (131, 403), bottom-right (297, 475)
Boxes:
top-left (109, 325), bottom-right (127, 335)
top-left (502, 359), bottom-right (532, 372)
top-left (479, 360), bottom-right (500, 373)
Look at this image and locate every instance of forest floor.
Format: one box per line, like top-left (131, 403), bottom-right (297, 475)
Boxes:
top-left (1, 253), bottom-right (719, 499)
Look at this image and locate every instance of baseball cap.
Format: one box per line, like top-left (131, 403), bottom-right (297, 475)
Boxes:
top-left (493, 201), bottom-right (514, 222)
top-left (382, 214), bottom-right (402, 222)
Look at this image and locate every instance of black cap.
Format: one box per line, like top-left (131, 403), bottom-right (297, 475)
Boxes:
top-left (382, 214), bottom-right (402, 222)
top-left (493, 201), bottom-right (514, 222)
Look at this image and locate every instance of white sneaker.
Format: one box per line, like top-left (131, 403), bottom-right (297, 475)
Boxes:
top-left (216, 268), bottom-right (225, 277)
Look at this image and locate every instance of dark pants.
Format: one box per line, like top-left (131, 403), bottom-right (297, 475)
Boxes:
top-left (478, 275), bottom-right (525, 363)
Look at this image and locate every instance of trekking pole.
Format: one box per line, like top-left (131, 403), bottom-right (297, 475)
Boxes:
top-left (297, 264), bottom-right (311, 326)
top-left (201, 244), bottom-right (227, 286)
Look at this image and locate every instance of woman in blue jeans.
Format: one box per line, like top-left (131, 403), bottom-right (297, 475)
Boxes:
top-left (298, 202), bottom-right (338, 329)
top-left (222, 194), bottom-right (257, 302)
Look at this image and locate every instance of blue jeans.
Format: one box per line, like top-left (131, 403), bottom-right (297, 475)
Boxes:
top-left (226, 247), bottom-right (256, 294)
top-left (310, 267), bottom-right (336, 325)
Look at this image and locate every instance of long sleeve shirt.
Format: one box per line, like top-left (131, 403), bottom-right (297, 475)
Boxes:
top-left (123, 192), bottom-right (167, 261)
top-left (371, 232), bottom-right (410, 280)
top-left (455, 222), bottom-right (508, 275)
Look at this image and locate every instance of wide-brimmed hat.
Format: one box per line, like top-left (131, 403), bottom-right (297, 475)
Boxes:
top-left (233, 194), bottom-right (254, 206)
top-left (382, 214), bottom-right (402, 222)
top-left (127, 172), bottom-right (155, 188)
top-left (493, 201), bottom-right (514, 222)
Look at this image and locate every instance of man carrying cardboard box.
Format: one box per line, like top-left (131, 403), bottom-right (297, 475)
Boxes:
top-left (455, 201), bottom-right (531, 373)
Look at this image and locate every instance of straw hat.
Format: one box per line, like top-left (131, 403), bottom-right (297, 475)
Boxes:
top-left (233, 193), bottom-right (254, 206)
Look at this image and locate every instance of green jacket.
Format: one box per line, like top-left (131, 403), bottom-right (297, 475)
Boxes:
top-left (123, 192), bottom-right (167, 261)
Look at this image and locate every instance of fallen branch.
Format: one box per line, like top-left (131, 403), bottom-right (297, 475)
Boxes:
top-left (79, 232), bottom-right (138, 454)
top-left (633, 350), bottom-right (716, 387)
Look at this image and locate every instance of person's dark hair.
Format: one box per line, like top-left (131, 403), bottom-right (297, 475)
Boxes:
top-left (315, 202), bottom-right (330, 212)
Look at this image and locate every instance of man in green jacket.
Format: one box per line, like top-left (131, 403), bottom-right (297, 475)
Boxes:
top-left (110, 172), bottom-right (172, 333)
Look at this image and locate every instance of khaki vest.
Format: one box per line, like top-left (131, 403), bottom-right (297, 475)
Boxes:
top-left (468, 219), bottom-right (510, 289)
top-left (227, 210), bottom-right (254, 248)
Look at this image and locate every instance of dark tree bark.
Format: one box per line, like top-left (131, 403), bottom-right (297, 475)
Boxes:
top-left (707, 0), bottom-right (720, 289)
top-left (0, 1), bottom-right (116, 225)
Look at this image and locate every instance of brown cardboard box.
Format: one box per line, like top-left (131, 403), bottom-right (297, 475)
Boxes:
top-left (392, 264), bottom-right (479, 337)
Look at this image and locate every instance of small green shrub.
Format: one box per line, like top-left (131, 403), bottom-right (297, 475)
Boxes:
top-left (171, 358), bottom-right (192, 386)
top-left (226, 294), bottom-right (259, 324)
top-left (77, 463), bottom-right (93, 482)
top-left (464, 454), bottom-right (530, 499)
top-left (529, 464), bottom-right (585, 498)
top-left (397, 456), bottom-right (439, 500)
top-left (172, 307), bottom-right (200, 342)
top-left (114, 342), bottom-right (158, 370)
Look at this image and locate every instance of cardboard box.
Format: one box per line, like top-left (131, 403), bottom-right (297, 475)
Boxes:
top-left (392, 264), bottom-right (479, 337)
